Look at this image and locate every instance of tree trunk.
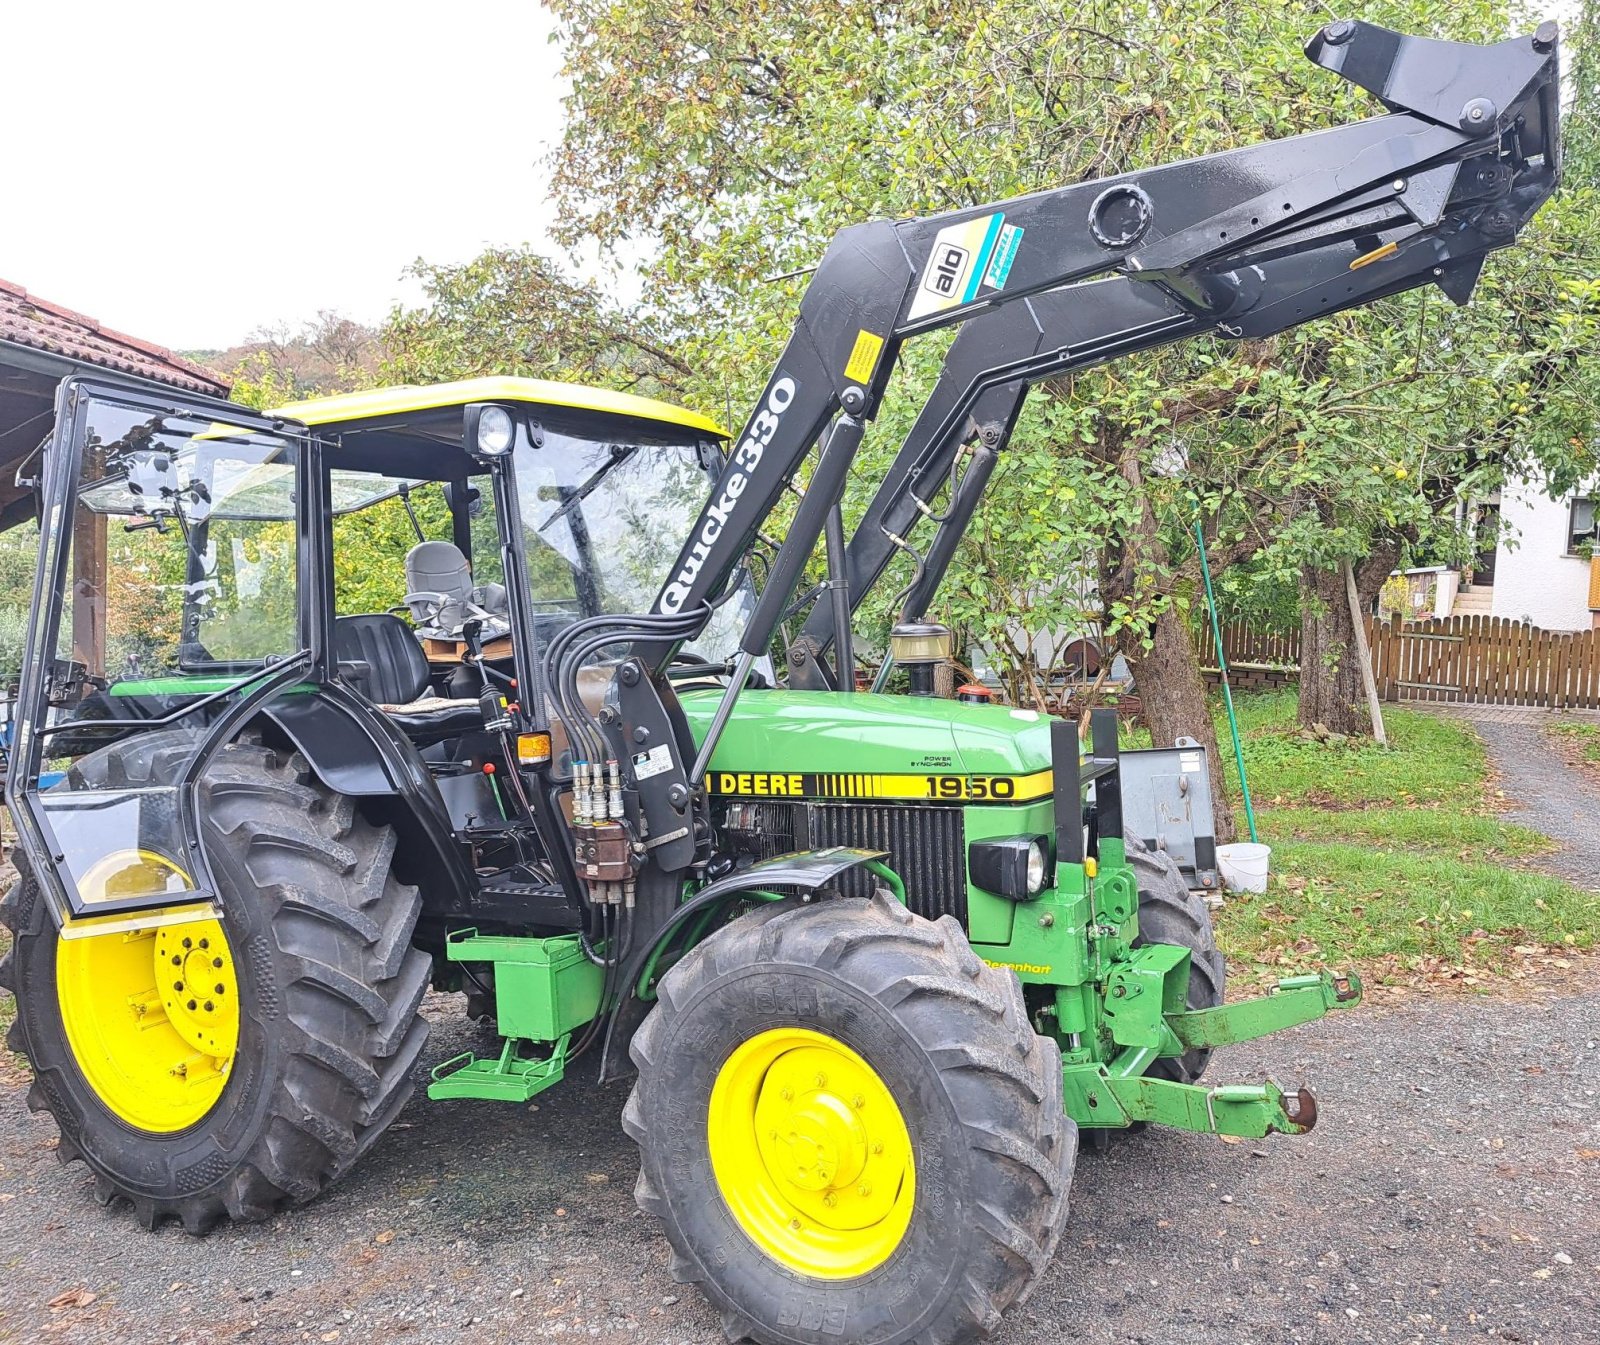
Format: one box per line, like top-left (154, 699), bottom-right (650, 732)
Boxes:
top-left (1096, 428), bottom-right (1238, 845)
top-left (1297, 541), bottom-right (1397, 737)
top-left (1124, 601), bottom-right (1239, 845)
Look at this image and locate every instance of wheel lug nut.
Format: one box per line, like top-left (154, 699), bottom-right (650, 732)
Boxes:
top-left (780, 1088), bottom-right (793, 1101)
top-left (823, 1192), bottom-right (837, 1207)
top-left (790, 1218), bottom-right (802, 1231)
top-left (215, 984), bottom-right (225, 995)
top-left (187, 1000), bottom-right (197, 1011)
top-left (174, 981), bottom-right (184, 992)
top-left (204, 1001), bottom-right (214, 1012)
top-left (212, 957), bottom-right (223, 969)
top-left (171, 956), bottom-right (181, 966)
top-left (814, 1073), bottom-right (827, 1087)
top-left (872, 1143), bottom-right (884, 1155)
top-left (199, 939), bottom-right (209, 949)
top-left (858, 1184), bottom-right (871, 1197)
top-left (852, 1094), bottom-right (865, 1109)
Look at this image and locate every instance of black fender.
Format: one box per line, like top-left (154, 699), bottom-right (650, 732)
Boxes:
top-left (254, 683), bottom-right (475, 915)
top-left (599, 846), bottom-right (890, 1083)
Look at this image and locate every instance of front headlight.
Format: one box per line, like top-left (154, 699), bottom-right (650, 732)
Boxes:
top-left (1025, 839), bottom-right (1047, 894)
top-left (969, 836), bottom-right (1051, 901)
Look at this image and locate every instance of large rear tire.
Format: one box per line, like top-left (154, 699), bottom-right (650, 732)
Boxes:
top-left (0, 731), bottom-right (430, 1231)
top-left (1128, 840), bottom-right (1225, 1085)
top-left (625, 889), bottom-right (1075, 1345)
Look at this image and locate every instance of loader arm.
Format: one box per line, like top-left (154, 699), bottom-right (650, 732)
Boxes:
top-left (650, 18), bottom-right (1560, 687)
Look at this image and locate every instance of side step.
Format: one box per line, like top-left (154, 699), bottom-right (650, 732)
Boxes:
top-left (426, 929), bottom-right (605, 1103)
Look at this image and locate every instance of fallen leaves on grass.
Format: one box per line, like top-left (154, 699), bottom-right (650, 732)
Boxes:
top-left (47, 1289), bottom-right (95, 1311)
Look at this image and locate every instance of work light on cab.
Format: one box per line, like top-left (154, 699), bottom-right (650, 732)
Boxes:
top-left (466, 403), bottom-right (516, 457)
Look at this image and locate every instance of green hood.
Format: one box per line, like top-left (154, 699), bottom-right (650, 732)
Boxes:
top-left (678, 689), bottom-right (1054, 777)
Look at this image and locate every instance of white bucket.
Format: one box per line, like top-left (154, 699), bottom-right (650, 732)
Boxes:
top-left (1216, 842), bottom-right (1272, 894)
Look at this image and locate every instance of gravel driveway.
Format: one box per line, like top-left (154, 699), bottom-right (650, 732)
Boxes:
top-left (1472, 713), bottom-right (1600, 892)
top-left (2, 972), bottom-right (1597, 1345)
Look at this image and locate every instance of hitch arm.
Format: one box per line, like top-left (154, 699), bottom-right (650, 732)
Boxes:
top-left (1168, 970), bottom-right (1363, 1052)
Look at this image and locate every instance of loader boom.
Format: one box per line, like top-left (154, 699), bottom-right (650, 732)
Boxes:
top-left (647, 19), bottom-right (1560, 702)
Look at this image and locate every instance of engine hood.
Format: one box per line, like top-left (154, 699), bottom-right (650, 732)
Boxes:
top-left (678, 689), bottom-right (1055, 779)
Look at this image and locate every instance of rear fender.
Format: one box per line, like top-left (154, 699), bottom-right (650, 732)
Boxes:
top-left (254, 685), bottom-right (474, 914)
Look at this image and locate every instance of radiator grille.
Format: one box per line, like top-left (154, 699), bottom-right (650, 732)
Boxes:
top-left (718, 800), bottom-right (967, 925)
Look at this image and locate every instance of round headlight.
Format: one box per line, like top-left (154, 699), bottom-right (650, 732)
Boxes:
top-left (477, 405), bottom-right (515, 456)
top-left (1026, 839), bottom-right (1047, 894)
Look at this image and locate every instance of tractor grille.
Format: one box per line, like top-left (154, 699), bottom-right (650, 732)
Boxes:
top-left (718, 799), bottom-right (967, 925)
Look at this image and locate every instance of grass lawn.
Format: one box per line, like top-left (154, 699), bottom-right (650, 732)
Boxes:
top-left (1548, 717), bottom-right (1600, 770)
top-left (1194, 691), bottom-right (1598, 987)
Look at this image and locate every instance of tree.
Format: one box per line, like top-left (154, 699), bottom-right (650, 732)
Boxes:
top-left (225, 311), bottom-right (382, 409)
top-left (381, 247), bottom-right (694, 397)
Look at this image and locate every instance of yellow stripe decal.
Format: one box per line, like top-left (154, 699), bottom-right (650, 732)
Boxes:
top-left (708, 769), bottom-right (1053, 803)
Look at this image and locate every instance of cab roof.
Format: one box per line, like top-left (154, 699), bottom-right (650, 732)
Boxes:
top-left (271, 375), bottom-right (728, 439)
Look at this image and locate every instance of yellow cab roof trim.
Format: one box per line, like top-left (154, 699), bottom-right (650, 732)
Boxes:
top-left (270, 376), bottom-right (728, 439)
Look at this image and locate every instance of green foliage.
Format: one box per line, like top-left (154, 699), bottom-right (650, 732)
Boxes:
top-left (0, 523), bottom-right (38, 689)
top-left (226, 311), bottom-right (382, 410)
top-left (381, 247), bottom-right (695, 399)
top-left (330, 487), bottom-right (453, 616)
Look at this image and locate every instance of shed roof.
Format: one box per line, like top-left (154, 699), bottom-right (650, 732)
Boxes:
top-left (0, 279), bottom-right (228, 397)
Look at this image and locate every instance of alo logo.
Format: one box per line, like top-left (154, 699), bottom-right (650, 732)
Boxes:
top-left (923, 242), bottom-right (970, 298)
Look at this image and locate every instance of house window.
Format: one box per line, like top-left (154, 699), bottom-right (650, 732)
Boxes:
top-left (1570, 496), bottom-right (1597, 557)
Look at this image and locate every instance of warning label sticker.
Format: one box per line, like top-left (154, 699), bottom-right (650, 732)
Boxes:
top-left (844, 328), bottom-right (884, 383)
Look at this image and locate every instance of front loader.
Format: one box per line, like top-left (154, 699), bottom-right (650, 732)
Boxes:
top-left (0, 20), bottom-right (1561, 1345)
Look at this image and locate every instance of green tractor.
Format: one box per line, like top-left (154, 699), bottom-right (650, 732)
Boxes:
top-left (0, 21), bottom-right (1561, 1344)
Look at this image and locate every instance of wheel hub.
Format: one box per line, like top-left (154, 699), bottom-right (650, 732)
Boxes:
top-left (709, 1028), bottom-right (915, 1278)
top-left (155, 925), bottom-right (239, 1060)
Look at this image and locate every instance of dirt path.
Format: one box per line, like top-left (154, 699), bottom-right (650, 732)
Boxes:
top-left (2, 977), bottom-right (1597, 1345)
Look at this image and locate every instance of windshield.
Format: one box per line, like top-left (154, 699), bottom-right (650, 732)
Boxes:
top-left (514, 428), bottom-right (752, 660)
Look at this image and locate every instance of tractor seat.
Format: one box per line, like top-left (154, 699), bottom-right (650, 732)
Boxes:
top-left (403, 541), bottom-right (509, 641)
top-left (333, 614), bottom-right (482, 741)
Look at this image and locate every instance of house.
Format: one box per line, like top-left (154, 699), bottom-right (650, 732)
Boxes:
top-left (0, 278), bottom-right (229, 528)
top-left (1456, 472), bottom-right (1600, 631)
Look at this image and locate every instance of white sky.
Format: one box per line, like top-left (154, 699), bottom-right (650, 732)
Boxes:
top-left (1, 0), bottom-right (578, 351)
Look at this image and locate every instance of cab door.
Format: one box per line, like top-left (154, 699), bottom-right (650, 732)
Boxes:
top-left (6, 377), bottom-right (321, 927)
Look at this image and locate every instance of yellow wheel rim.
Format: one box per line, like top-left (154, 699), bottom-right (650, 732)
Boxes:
top-left (56, 853), bottom-right (239, 1133)
top-left (708, 1027), bottom-right (915, 1279)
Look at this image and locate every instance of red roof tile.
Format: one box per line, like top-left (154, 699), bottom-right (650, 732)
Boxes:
top-left (0, 278), bottom-right (230, 397)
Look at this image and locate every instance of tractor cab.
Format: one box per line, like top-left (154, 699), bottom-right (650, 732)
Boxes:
top-left (7, 375), bottom-right (734, 929)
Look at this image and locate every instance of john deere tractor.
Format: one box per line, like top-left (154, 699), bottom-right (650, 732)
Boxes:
top-left (0, 21), bottom-right (1561, 1344)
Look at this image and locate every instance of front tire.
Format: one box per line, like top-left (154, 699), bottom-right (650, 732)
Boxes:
top-left (0, 731), bottom-right (431, 1232)
top-left (626, 889), bottom-right (1075, 1345)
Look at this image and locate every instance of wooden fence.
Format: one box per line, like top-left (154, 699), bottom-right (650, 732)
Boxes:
top-left (1197, 614), bottom-right (1600, 710)
top-left (1194, 620), bottom-right (1302, 671)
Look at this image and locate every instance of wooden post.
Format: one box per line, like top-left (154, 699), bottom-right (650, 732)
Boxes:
top-left (70, 508), bottom-right (106, 677)
top-left (1344, 558), bottom-right (1387, 744)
